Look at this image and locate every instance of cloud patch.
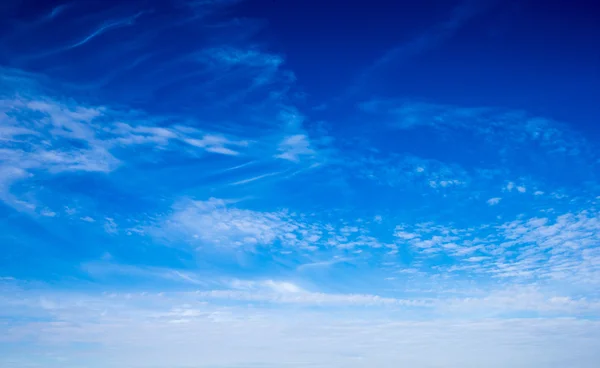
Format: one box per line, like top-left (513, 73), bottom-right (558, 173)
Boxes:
top-left (160, 197), bottom-right (393, 251)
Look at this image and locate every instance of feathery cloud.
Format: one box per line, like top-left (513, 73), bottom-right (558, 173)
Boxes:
top-left (160, 197), bottom-right (392, 251)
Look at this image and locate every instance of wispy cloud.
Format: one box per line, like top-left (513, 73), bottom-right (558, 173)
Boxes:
top-left (80, 216), bottom-right (95, 223)
top-left (80, 261), bottom-right (207, 286)
top-left (199, 279), bottom-right (424, 306)
top-left (487, 197), bottom-right (502, 205)
top-left (228, 171), bottom-right (283, 186)
top-left (297, 257), bottom-right (349, 271)
top-left (358, 100), bottom-right (594, 160)
top-left (0, 91), bottom-right (255, 209)
top-left (159, 197), bottom-right (392, 251)
top-left (394, 207), bottom-right (600, 287)
top-left (204, 47), bottom-right (284, 69)
top-left (103, 217), bottom-right (118, 234)
top-left (65, 11), bottom-right (145, 51)
top-left (1, 278), bottom-right (599, 368)
top-left (349, 153), bottom-right (470, 191)
top-left (0, 97), bottom-right (118, 209)
top-left (275, 134), bottom-right (316, 162)
top-left (272, 108), bottom-right (333, 165)
top-left (347, 0), bottom-right (500, 96)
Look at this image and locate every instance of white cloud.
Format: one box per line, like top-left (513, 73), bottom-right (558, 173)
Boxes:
top-left (104, 217), bottom-right (118, 234)
top-left (441, 285), bottom-right (600, 316)
top-left (359, 100), bottom-right (591, 159)
top-left (429, 179), bottom-right (464, 188)
top-left (271, 108), bottom-right (334, 165)
top-left (35, 147), bottom-right (119, 173)
top-left (196, 289), bottom-right (422, 307)
top-left (0, 98), bottom-right (120, 185)
top-left (297, 257), bottom-right (349, 271)
top-left (165, 198), bottom-right (289, 248)
top-left (487, 197), bottom-right (501, 205)
top-left (196, 45), bottom-right (293, 97)
top-left (204, 47), bottom-right (283, 69)
top-left (161, 197), bottom-right (391, 251)
top-left (1, 282), bottom-right (599, 368)
top-left (0, 167), bottom-right (30, 203)
top-left (81, 261), bottom-right (207, 286)
top-left (0, 101), bottom-right (99, 199)
top-left (80, 216), bottom-right (95, 223)
top-left (393, 208), bottom-right (600, 287)
top-left (182, 134), bottom-right (248, 156)
top-left (354, 154), bottom-right (469, 190)
top-left (229, 171), bottom-right (282, 186)
top-left (503, 182), bottom-right (527, 194)
top-left (64, 206), bottom-right (77, 215)
top-left (109, 122), bottom-right (249, 155)
top-left (494, 211), bottom-right (600, 283)
top-left (40, 209), bottom-right (57, 217)
top-left (0, 94), bottom-right (254, 208)
top-left (0, 125), bottom-right (37, 143)
top-left (394, 223), bottom-right (467, 256)
top-left (207, 279), bottom-right (423, 306)
top-left (14, 199), bottom-right (36, 210)
top-left (275, 134), bottom-right (316, 162)
top-left (465, 256), bottom-right (490, 262)
top-left (109, 122), bottom-right (178, 146)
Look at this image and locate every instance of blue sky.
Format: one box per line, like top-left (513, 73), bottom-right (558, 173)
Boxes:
top-left (1, 0), bottom-right (600, 367)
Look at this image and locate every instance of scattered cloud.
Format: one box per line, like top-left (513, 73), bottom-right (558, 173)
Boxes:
top-left (275, 134), bottom-right (316, 162)
top-left (487, 197), bottom-right (502, 205)
top-left (0, 88), bottom-right (321, 211)
top-left (358, 100), bottom-right (594, 161)
top-left (350, 153), bottom-right (469, 190)
top-left (273, 108), bottom-right (333, 165)
top-left (104, 217), bottom-right (118, 234)
top-left (80, 216), bottom-right (95, 223)
top-left (160, 197), bottom-right (392, 251)
top-left (503, 181), bottom-right (529, 194)
top-left (40, 209), bottom-right (57, 217)
top-left (0, 94), bottom-right (255, 205)
top-left (394, 208), bottom-right (600, 286)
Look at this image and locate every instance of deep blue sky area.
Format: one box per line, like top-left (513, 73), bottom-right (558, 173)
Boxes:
top-left (2, 0), bottom-right (598, 131)
top-left (1, 0), bottom-right (600, 367)
top-left (228, 0), bottom-right (600, 135)
top-left (237, 0), bottom-right (600, 155)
